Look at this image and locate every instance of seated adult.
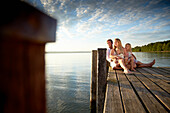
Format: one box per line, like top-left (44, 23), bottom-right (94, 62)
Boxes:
top-left (107, 38), bottom-right (132, 74)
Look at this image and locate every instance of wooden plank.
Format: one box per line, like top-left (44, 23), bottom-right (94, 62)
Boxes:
top-left (160, 67), bottom-right (170, 73)
top-left (103, 67), bottom-right (123, 113)
top-left (116, 70), bottom-right (146, 113)
top-left (142, 68), bottom-right (170, 83)
top-left (126, 71), bottom-right (168, 113)
top-left (153, 67), bottom-right (170, 77)
top-left (150, 68), bottom-right (170, 78)
top-left (137, 68), bottom-right (170, 111)
top-left (141, 68), bottom-right (170, 93)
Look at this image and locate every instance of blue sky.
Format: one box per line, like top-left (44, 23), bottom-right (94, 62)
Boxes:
top-left (24, 0), bottom-right (170, 51)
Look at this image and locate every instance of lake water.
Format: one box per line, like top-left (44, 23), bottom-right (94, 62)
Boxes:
top-left (45, 52), bottom-right (170, 113)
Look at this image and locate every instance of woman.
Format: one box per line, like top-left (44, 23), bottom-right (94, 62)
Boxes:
top-left (110, 38), bottom-right (132, 74)
top-left (125, 43), bottom-right (155, 68)
top-left (125, 43), bottom-right (136, 71)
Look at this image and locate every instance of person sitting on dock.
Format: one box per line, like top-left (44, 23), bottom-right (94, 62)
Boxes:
top-left (124, 43), bottom-right (136, 71)
top-left (108, 38), bottom-right (132, 74)
top-left (107, 39), bottom-right (122, 70)
top-left (124, 43), bottom-right (155, 68)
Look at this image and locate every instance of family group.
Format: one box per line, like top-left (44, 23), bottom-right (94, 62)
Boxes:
top-left (106, 38), bottom-right (155, 74)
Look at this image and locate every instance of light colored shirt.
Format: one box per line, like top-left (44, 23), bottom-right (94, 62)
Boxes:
top-left (107, 48), bottom-right (112, 62)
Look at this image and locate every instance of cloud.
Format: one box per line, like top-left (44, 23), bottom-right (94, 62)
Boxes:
top-left (76, 6), bottom-right (90, 18)
top-left (24, 0), bottom-right (170, 50)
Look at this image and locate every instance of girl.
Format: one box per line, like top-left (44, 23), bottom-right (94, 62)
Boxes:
top-left (125, 43), bottom-right (136, 71)
top-left (110, 38), bottom-right (132, 74)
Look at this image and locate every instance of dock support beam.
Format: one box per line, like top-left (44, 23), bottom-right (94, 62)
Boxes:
top-left (0, 1), bottom-right (56, 113)
top-left (90, 50), bottom-right (97, 113)
top-left (97, 48), bottom-right (107, 113)
top-left (90, 48), bottom-right (107, 113)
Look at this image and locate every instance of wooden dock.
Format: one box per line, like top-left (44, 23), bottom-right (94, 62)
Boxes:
top-left (104, 67), bottom-right (170, 113)
top-left (90, 49), bottom-right (170, 113)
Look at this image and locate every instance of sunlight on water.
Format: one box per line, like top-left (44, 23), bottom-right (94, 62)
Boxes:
top-left (45, 52), bottom-right (170, 113)
top-left (45, 53), bottom-right (91, 113)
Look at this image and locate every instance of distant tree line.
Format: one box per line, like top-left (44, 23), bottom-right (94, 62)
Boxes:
top-left (132, 40), bottom-right (170, 52)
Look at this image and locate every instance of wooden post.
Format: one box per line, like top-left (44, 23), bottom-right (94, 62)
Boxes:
top-left (90, 50), bottom-right (97, 113)
top-left (97, 48), bottom-right (107, 113)
top-left (0, 1), bottom-right (56, 113)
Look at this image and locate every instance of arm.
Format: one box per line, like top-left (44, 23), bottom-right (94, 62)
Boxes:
top-left (132, 54), bottom-right (137, 60)
top-left (110, 49), bottom-right (120, 59)
top-left (123, 48), bottom-right (128, 59)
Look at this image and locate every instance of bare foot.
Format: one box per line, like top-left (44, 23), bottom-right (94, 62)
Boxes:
top-left (124, 69), bottom-right (133, 74)
top-left (149, 59), bottom-right (155, 67)
top-left (131, 68), bottom-right (136, 71)
top-left (113, 66), bottom-right (123, 70)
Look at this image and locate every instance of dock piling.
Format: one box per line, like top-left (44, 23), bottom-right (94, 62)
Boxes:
top-left (97, 48), bottom-right (107, 113)
top-left (90, 50), bottom-right (97, 113)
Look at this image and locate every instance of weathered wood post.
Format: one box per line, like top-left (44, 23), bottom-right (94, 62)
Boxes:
top-left (97, 48), bottom-right (107, 113)
top-left (0, 1), bottom-right (56, 113)
top-left (90, 50), bottom-right (97, 113)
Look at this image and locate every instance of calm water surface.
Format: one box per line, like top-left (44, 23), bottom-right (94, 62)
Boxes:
top-left (45, 53), bottom-right (91, 113)
top-left (45, 52), bottom-right (170, 113)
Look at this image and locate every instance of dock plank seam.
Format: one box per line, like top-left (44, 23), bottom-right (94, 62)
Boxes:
top-left (124, 73), bottom-right (150, 113)
top-left (142, 68), bottom-right (170, 83)
top-left (116, 70), bottom-right (146, 113)
top-left (134, 69), bottom-right (170, 112)
top-left (115, 70), bottom-right (125, 113)
top-left (125, 71), bottom-right (167, 113)
top-left (139, 68), bottom-right (170, 95)
top-left (160, 68), bottom-right (170, 73)
top-left (149, 68), bottom-right (170, 78)
top-left (154, 67), bottom-right (170, 75)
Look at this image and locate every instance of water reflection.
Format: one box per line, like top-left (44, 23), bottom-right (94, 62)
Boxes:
top-left (45, 52), bottom-right (170, 113)
top-left (45, 53), bottom-right (91, 113)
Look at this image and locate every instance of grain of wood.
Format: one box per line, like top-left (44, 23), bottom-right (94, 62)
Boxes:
top-left (116, 70), bottom-right (146, 113)
top-left (142, 68), bottom-right (170, 94)
top-left (137, 68), bottom-right (170, 110)
top-left (126, 71), bottom-right (168, 113)
top-left (142, 68), bottom-right (170, 83)
top-left (157, 67), bottom-right (170, 75)
top-left (150, 68), bottom-right (170, 78)
top-left (90, 50), bottom-right (97, 112)
top-left (104, 67), bottom-right (123, 113)
top-left (160, 67), bottom-right (170, 73)
top-left (97, 48), bottom-right (107, 113)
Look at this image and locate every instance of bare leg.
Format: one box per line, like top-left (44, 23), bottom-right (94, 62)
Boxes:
top-left (137, 59), bottom-right (155, 67)
top-left (130, 57), bottom-right (136, 71)
top-left (118, 59), bottom-right (131, 73)
top-left (124, 57), bottom-right (128, 65)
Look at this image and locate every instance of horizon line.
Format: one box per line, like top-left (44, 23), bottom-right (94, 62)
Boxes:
top-left (45, 51), bottom-right (91, 53)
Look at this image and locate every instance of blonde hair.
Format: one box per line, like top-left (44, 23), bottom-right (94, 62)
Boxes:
top-left (113, 38), bottom-right (124, 54)
top-left (125, 43), bottom-right (132, 52)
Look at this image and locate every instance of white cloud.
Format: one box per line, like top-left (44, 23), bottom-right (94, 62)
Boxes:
top-left (25, 0), bottom-right (170, 51)
top-left (76, 7), bottom-right (90, 18)
top-left (88, 8), bottom-right (104, 22)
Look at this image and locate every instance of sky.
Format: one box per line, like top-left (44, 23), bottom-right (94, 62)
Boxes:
top-left (24, 0), bottom-right (170, 51)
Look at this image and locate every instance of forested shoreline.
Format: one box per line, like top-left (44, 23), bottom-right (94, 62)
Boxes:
top-left (132, 40), bottom-right (170, 52)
